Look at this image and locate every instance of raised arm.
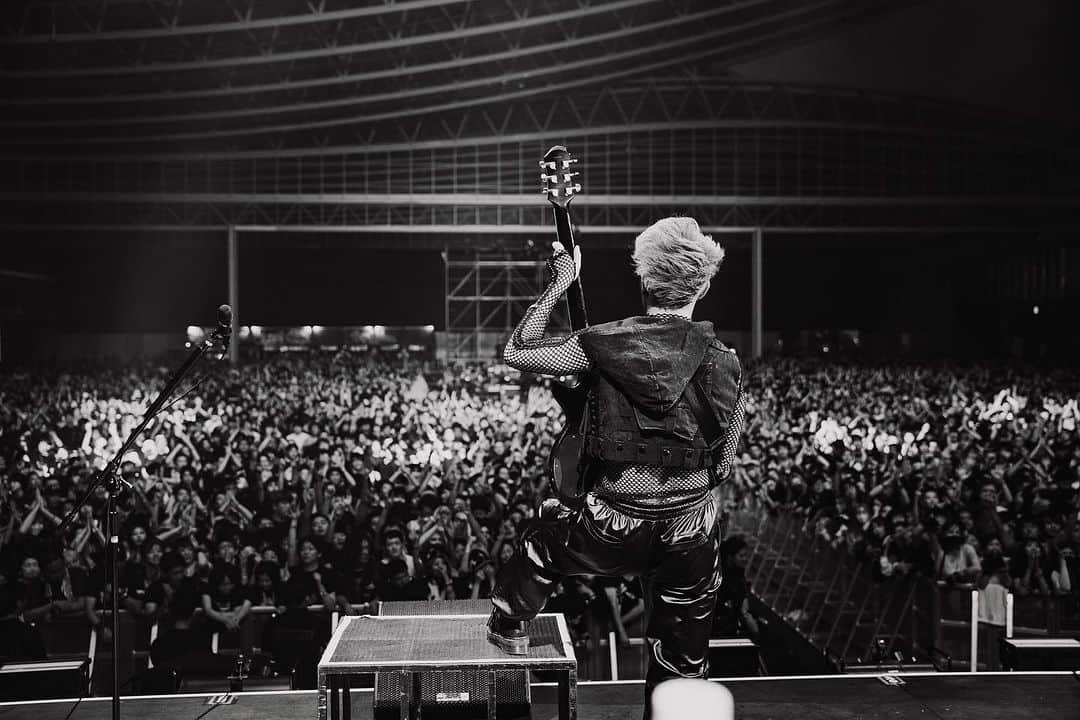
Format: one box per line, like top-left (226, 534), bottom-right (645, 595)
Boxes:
top-left (502, 246), bottom-right (592, 376)
top-left (18, 501), bottom-right (42, 535)
top-left (286, 508), bottom-right (300, 569)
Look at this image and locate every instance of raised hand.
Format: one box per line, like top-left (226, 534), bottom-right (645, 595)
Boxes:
top-left (551, 241), bottom-right (582, 280)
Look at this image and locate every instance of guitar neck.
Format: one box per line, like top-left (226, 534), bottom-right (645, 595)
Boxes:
top-left (551, 203), bottom-right (588, 331)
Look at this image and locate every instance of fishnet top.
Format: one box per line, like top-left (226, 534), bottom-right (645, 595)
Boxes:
top-left (504, 251), bottom-right (746, 519)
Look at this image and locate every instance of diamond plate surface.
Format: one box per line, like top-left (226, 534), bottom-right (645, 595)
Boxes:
top-left (327, 615), bottom-right (568, 666)
top-left (379, 599), bottom-right (491, 616)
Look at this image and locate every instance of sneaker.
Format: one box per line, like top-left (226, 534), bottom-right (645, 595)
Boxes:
top-left (486, 609), bottom-right (529, 655)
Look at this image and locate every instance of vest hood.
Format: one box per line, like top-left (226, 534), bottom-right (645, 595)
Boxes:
top-left (579, 316), bottom-right (715, 416)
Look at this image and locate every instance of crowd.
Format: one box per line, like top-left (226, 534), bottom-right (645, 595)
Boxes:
top-left (1, 352), bottom-right (1078, 679)
top-left (0, 352), bottom-right (608, 677)
top-left (725, 359), bottom-right (1080, 616)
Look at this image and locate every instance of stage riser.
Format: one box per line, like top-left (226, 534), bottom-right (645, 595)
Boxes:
top-left (374, 670), bottom-right (528, 709)
top-left (371, 600), bottom-right (533, 714)
top-left (320, 600), bottom-right (576, 720)
top-left (709, 646), bottom-right (761, 677)
top-left (0, 660), bottom-right (89, 701)
top-left (1000, 639), bottom-right (1080, 670)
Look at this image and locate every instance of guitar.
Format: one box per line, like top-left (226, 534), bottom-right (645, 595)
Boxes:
top-left (539, 145), bottom-right (592, 501)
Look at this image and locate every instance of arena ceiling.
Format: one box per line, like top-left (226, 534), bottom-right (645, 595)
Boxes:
top-left (1, 0), bottom-right (1078, 240)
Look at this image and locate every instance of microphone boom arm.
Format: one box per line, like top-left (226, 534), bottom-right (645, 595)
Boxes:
top-left (57, 309), bottom-right (231, 720)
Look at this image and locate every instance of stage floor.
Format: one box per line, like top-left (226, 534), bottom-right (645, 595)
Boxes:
top-left (2, 672), bottom-right (1078, 720)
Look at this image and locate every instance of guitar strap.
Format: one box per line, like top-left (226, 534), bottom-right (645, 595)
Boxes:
top-left (575, 375), bottom-right (599, 493)
top-left (682, 362), bottom-right (726, 488)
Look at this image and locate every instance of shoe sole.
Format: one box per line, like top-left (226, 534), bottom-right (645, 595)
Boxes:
top-left (487, 629), bottom-right (529, 656)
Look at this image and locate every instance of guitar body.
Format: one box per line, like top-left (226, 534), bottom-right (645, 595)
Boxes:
top-left (549, 379), bottom-right (590, 502)
top-left (538, 145), bottom-right (592, 503)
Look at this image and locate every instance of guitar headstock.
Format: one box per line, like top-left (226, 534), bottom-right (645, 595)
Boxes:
top-left (540, 145), bottom-right (581, 208)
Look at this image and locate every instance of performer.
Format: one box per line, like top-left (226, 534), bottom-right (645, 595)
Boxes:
top-left (487, 216), bottom-right (745, 711)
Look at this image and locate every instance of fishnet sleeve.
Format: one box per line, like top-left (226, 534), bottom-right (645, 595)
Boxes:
top-left (714, 379), bottom-right (746, 480)
top-left (502, 251), bottom-right (592, 376)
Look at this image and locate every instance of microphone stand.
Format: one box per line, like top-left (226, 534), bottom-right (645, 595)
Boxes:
top-left (57, 323), bottom-right (230, 720)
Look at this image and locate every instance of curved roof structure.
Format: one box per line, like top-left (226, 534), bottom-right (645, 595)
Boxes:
top-left (1, 0), bottom-right (900, 150)
top-left (1, 0), bottom-right (1076, 237)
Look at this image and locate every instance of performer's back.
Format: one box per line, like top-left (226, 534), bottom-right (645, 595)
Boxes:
top-left (487, 217), bottom-right (744, 719)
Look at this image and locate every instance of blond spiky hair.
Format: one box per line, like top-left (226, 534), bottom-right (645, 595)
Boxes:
top-left (631, 216), bottom-right (726, 309)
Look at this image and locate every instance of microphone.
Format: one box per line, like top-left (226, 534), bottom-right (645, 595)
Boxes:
top-left (212, 304), bottom-right (233, 350)
top-left (217, 304), bottom-right (233, 333)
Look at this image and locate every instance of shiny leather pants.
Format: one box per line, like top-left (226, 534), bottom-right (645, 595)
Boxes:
top-left (492, 492), bottom-right (722, 716)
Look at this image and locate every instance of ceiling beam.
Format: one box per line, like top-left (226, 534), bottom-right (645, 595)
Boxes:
top-left (0, 116), bottom-right (1047, 162)
top-left (0, 2), bottom-right (743, 109)
top-left (2, 0), bottom-right (482, 44)
top-left (0, 225), bottom-right (1042, 245)
top-left (0, 0), bottom-right (662, 76)
top-left (2, 191), bottom-right (1076, 207)
top-left (1, 9), bottom-right (874, 146)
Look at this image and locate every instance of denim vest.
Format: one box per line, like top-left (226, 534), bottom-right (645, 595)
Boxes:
top-left (577, 315), bottom-right (740, 469)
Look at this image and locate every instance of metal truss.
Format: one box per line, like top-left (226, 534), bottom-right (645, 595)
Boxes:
top-left (444, 252), bottom-right (566, 361)
top-left (0, 196), bottom-right (1073, 244)
top-left (2, 79), bottom-right (1077, 234)
top-left (4, 79), bottom-right (1074, 174)
top-left (0, 0), bottom-right (900, 148)
top-left (3, 0), bottom-right (670, 77)
top-left (3, 0), bottom-right (490, 43)
top-left (0, 1), bottom-right (794, 127)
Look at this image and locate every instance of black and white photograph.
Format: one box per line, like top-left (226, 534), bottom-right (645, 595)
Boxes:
top-left (0, 1), bottom-right (1078, 718)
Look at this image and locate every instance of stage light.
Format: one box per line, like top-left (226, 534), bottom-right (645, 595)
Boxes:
top-left (313, 325), bottom-right (325, 334)
top-left (239, 326), bottom-right (251, 339)
top-left (1033, 305), bottom-right (1040, 315)
top-left (250, 325), bottom-right (263, 337)
top-left (424, 325), bottom-right (435, 333)
top-left (301, 326), bottom-right (313, 339)
top-left (373, 325), bottom-right (386, 336)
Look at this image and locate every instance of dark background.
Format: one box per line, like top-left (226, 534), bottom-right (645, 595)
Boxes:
top-left (2, 0), bottom-right (1079, 362)
top-left (5, 232), bottom-right (1074, 355)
